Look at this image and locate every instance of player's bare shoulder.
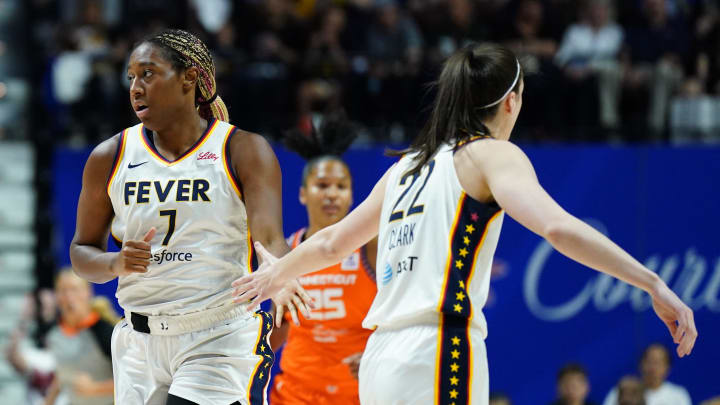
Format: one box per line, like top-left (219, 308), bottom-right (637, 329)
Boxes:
top-left (83, 133), bottom-right (124, 188)
top-left (228, 128), bottom-right (279, 177)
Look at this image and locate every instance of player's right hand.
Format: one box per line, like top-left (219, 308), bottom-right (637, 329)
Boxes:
top-left (650, 281), bottom-right (697, 357)
top-left (111, 228), bottom-right (155, 277)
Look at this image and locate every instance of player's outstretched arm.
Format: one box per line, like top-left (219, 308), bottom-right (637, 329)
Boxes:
top-left (470, 140), bottom-right (697, 357)
top-left (230, 130), bottom-right (314, 323)
top-left (70, 136), bottom-right (155, 283)
top-left (232, 164), bottom-right (393, 306)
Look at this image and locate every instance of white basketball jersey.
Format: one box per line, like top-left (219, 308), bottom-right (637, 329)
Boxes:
top-left (107, 118), bottom-right (254, 316)
top-left (363, 143), bottom-right (504, 337)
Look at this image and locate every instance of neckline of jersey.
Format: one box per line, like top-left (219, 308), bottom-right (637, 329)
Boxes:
top-left (141, 118), bottom-right (217, 165)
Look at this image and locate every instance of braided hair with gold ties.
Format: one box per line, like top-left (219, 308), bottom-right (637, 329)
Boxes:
top-left (143, 29), bottom-right (229, 122)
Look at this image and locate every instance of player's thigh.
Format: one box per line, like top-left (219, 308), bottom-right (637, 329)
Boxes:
top-left (169, 311), bottom-right (274, 405)
top-left (112, 320), bottom-right (171, 405)
top-left (359, 324), bottom-right (488, 405)
top-left (359, 326), bottom-right (436, 405)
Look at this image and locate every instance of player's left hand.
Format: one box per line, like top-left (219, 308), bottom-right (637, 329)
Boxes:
top-left (342, 352), bottom-right (363, 380)
top-left (273, 278), bottom-right (313, 327)
top-left (232, 241), bottom-right (313, 326)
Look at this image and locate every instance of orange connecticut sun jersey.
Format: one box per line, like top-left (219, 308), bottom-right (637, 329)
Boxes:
top-left (276, 228), bottom-right (376, 398)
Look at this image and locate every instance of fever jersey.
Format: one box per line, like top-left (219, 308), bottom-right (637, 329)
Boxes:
top-left (277, 228), bottom-right (376, 396)
top-left (363, 143), bottom-right (504, 337)
top-left (107, 118), bottom-right (254, 316)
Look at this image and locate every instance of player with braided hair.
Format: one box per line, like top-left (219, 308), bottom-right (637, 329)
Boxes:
top-left (70, 29), bottom-right (311, 405)
top-left (268, 114), bottom-right (377, 405)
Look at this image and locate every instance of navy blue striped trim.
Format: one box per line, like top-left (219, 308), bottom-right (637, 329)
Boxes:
top-left (439, 196), bottom-right (500, 317)
top-left (437, 315), bottom-right (472, 405)
top-left (142, 118), bottom-right (216, 163)
top-left (106, 131), bottom-right (125, 187)
top-left (247, 310), bottom-right (275, 404)
top-left (223, 127), bottom-right (244, 199)
top-left (360, 244), bottom-right (376, 283)
top-left (111, 233), bottom-right (122, 249)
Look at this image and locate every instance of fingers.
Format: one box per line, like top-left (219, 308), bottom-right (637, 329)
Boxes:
top-left (143, 227), bottom-right (156, 243)
top-left (124, 240), bottom-right (152, 252)
top-left (295, 284), bottom-right (316, 310)
top-left (288, 302), bottom-right (300, 326)
top-left (676, 309), bottom-right (697, 357)
top-left (248, 291), bottom-right (267, 308)
top-left (663, 319), bottom-right (679, 344)
top-left (293, 292), bottom-right (311, 319)
top-left (254, 241), bottom-right (277, 264)
top-left (275, 305), bottom-right (285, 328)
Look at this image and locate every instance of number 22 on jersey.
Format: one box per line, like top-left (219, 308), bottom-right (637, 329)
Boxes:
top-left (389, 160), bottom-right (435, 222)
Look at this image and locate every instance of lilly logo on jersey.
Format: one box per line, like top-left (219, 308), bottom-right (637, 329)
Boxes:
top-left (197, 151), bottom-right (219, 162)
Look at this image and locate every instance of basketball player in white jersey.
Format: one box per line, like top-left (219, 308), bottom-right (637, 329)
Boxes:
top-left (69, 29), bottom-right (311, 405)
top-left (231, 43), bottom-right (698, 405)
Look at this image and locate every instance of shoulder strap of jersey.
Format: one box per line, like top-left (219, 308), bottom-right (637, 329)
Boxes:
top-left (288, 228), bottom-right (306, 249)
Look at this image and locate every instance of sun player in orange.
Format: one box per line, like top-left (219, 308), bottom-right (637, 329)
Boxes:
top-left (269, 115), bottom-right (377, 405)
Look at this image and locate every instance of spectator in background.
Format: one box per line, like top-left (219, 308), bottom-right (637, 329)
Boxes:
top-left (497, 0), bottom-right (561, 139)
top-left (366, 0), bottom-right (423, 129)
top-left (550, 363), bottom-right (596, 405)
top-left (555, 0), bottom-right (623, 137)
top-left (6, 289), bottom-right (61, 405)
top-left (426, 0), bottom-right (490, 63)
top-left (304, 5), bottom-right (350, 78)
top-left (43, 270), bottom-right (115, 405)
top-left (602, 344), bottom-right (691, 405)
top-left (490, 392), bottom-right (513, 405)
top-left (622, 0), bottom-right (690, 140)
top-left (617, 376), bottom-right (645, 405)
top-left (692, 0), bottom-right (720, 94)
top-left (296, 6), bottom-right (349, 136)
top-left (235, 0), bottom-right (310, 132)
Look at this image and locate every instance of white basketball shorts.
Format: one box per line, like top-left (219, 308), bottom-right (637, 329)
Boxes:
top-left (359, 314), bottom-right (488, 405)
top-left (111, 308), bottom-right (274, 405)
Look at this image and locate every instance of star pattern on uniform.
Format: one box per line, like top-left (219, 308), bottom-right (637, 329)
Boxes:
top-left (450, 389), bottom-right (459, 399)
top-left (455, 260), bottom-right (464, 269)
top-left (264, 362), bottom-right (270, 368)
top-left (450, 376), bottom-right (459, 386)
top-left (470, 212), bottom-right (479, 222)
top-left (454, 303), bottom-right (463, 313)
top-left (450, 363), bottom-right (460, 373)
top-left (456, 291), bottom-right (465, 301)
top-left (260, 344), bottom-right (265, 353)
top-left (458, 248), bottom-right (469, 257)
top-left (259, 372), bottom-right (264, 379)
top-left (463, 236), bottom-right (470, 245)
top-left (458, 280), bottom-right (465, 289)
top-left (266, 322), bottom-right (271, 330)
top-left (465, 224), bottom-right (475, 234)
top-left (451, 336), bottom-right (461, 346)
top-left (451, 349), bottom-right (460, 359)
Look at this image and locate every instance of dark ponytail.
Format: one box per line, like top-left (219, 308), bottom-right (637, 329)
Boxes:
top-left (390, 43), bottom-right (522, 175)
top-left (283, 112), bottom-right (358, 185)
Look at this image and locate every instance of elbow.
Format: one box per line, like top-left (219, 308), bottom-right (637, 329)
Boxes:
top-left (543, 220), bottom-right (574, 247)
top-left (317, 228), bottom-right (345, 264)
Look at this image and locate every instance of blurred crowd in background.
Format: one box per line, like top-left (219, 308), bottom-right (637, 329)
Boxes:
top-left (3, 0), bottom-right (720, 145)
